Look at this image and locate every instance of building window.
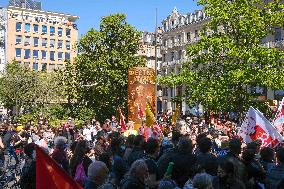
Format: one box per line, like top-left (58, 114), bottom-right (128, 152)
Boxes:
top-left (16, 35), bottom-right (22, 44)
top-left (194, 30), bottom-right (198, 38)
top-left (41, 50), bottom-right (47, 59)
top-left (15, 48), bottom-right (21, 58)
top-left (42, 38), bottom-right (47, 47)
top-left (24, 36), bottom-right (30, 46)
top-left (33, 24), bottom-right (38, 33)
top-left (65, 52), bottom-right (70, 60)
top-left (171, 52), bottom-right (174, 61)
top-left (275, 28), bottom-right (282, 42)
top-left (33, 37), bottom-right (39, 47)
top-left (25, 23), bottom-right (30, 32)
top-left (58, 27), bottom-right (63, 36)
top-left (41, 63), bottom-right (47, 72)
top-left (58, 40), bottom-right (63, 49)
top-left (58, 52), bottom-right (63, 60)
top-left (178, 35), bottom-right (181, 42)
top-left (42, 25), bottom-right (47, 34)
top-left (50, 26), bottom-right (55, 35)
top-left (50, 51), bottom-right (55, 61)
top-left (24, 49), bottom-right (30, 59)
top-left (66, 41), bottom-right (70, 50)
top-left (187, 32), bottom-right (191, 42)
top-left (16, 22), bottom-right (22, 31)
top-left (66, 28), bottom-right (71, 37)
top-left (178, 50), bottom-right (182, 60)
top-left (50, 39), bottom-right (55, 48)
top-left (33, 50), bottom-right (39, 58)
top-left (33, 63), bottom-right (38, 71)
top-left (163, 54), bottom-right (166, 62)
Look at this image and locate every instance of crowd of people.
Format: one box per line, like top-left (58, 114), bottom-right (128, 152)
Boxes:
top-left (0, 113), bottom-right (284, 189)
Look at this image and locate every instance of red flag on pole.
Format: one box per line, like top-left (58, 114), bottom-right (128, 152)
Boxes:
top-left (118, 107), bottom-right (127, 132)
top-left (36, 145), bottom-right (83, 189)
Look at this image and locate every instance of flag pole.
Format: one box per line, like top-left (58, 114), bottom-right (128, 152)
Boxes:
top-left (155, 8), bottom-right (158, 120)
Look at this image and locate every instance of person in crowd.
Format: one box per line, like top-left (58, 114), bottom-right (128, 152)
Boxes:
top-left (70, 140), bottom-right (92, 177)
top-left (85, 161), bottom-right (109, 189)
top-left (172, 136), bottom-right (197, 188)
top-left (19, 143), bottom-right (36, 189)
top-left (157, 130), bottom-right (181, 180)
top-left (191, 173), bottom-right (213, 189)
top-left (144, 137), bottom-right (160, 188)
top-left (109, 137), bottom-right (128, 186)
top-left (196, 137), bottom-right (218, 176)
top-left (51, 136), bottom-right (69, 172)
top-left (242, 148), bottom-right (266, 189)
top-left (123, 134), bottom-right (135, 161)
top-left (260, 147), bottom-right (275, 172)
top-left (222, 138), bottom-right (247, 183)
top-left (3, 125), bottom-right (19, 164)
top-left (266, 147), bottom-right (284, 189)
top-left (127, 135), bottom-right (145, 166)
top-left (120, 159), bottom-right (149, 189)
top-left (94, 136), bottom-right (107, 157)
top-left (212, 160), bottom-right (245, 189)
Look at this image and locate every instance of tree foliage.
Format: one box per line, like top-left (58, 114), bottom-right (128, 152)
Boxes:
top-left (160, 0), bottom-right (284, 114)
top-left (75, 13), bottom-right (144, 121)
top-left (0, 61), bottom-right (65, 115)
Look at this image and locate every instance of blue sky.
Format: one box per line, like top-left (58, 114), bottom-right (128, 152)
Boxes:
top-left (1, 0), bottom-right (200, 37)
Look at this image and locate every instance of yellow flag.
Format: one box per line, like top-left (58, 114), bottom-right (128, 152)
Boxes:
top-left (172, 105), bottom-right (180, 125)
top-left (145, 103), bottom-right (155, 127)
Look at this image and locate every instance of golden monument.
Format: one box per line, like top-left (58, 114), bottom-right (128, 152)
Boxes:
top-left (128, 67), bottom-right (155, 130)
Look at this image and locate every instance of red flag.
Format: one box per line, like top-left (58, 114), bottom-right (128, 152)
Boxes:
top-left (36, 146), bottom-right (83, 189)
top-left (118, 108), bottom-right (127, 132)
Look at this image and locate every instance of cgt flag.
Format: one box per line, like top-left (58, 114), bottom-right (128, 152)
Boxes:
top-left (239, 107), bottom-right (283, 148)
top-left (36, 145), bottom-right (83, 189)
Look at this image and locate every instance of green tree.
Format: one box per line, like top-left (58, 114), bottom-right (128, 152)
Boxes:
top-left (0, 61), bottom-right (36, 115)
top-left (75, 14), bottom-right (144, 121)
top-left (160, 0), bottom-right (284, 115)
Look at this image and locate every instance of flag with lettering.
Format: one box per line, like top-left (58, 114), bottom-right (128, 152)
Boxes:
top-left (239, 107), bottom-right (283, 148)
top-left (273, 97), bottom-right (284, 133)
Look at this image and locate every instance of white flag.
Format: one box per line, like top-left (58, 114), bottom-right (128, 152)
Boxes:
top-left (239, 107), bottom-right (283, 148)
top-left (273, 97), bottom-right (284, 132)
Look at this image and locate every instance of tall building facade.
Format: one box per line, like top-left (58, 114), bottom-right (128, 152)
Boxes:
top-left (160, 8), bottom-right (208, 114)
top-left (4, 0), bottom-right (79, 72)
top-left (160, 7), bottom-right (284, 115)
top-left (0, 7), bottom-right (7, 73)
top-left (137, 29), bottom-right (163, 70)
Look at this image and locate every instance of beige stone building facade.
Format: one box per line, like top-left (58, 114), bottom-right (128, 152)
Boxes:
top-left (160, 8), bottom-right (208, 114)
top-left (6, 4), bottom-right (79, 72)
top-left (160, 7), bottom-right (284, 115)
top-left (137, 29), bottom-right (163, 70)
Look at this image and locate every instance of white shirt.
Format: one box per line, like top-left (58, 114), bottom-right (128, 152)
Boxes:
top-left (83, 128), bottom-right (92, 141)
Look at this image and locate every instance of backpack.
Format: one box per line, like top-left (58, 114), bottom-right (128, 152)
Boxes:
top-left (74, 161), bottom-right (87, 186)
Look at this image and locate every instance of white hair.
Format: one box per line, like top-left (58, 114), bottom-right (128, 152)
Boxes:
top-left (54, 136), bottom-right (67, 147)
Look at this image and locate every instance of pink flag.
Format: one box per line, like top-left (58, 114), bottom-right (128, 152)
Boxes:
top-left (239, 107), bottom-right (283, 148)
top-left (273, 97), bottom-right (284, 133)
